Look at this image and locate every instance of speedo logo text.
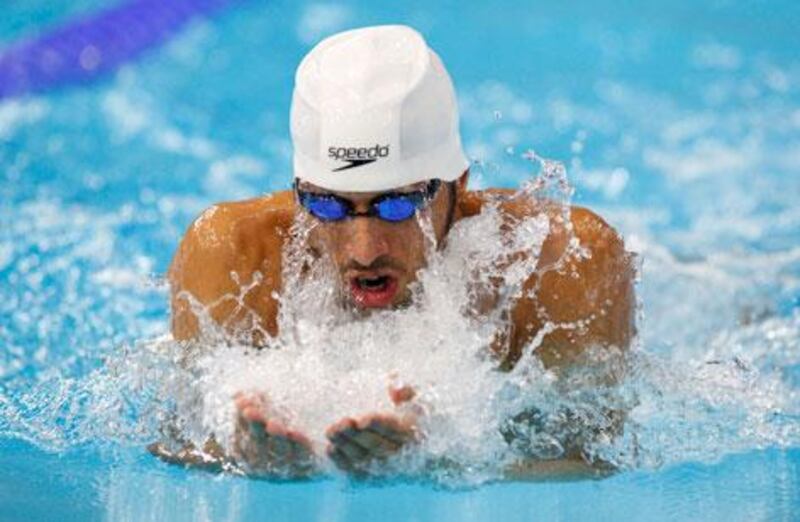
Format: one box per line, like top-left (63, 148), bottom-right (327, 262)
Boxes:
top-left (328, 144), bottom-right (390, 171)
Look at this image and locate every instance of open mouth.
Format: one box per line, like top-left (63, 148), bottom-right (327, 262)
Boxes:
top-left (349, 274), bottom-right (399, 308)
top-left (356, 275), bottom-right (390, 291)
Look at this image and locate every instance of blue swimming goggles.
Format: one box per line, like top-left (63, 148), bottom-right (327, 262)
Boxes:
top-left (295, 179), bottom-right (442, 223)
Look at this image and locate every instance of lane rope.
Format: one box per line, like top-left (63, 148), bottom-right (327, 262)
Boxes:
top-left (0, 0), bottom-right (238, 99)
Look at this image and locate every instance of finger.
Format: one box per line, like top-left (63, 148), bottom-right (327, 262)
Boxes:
top-left (266, 434), bottom-right (294, 464)
top-left (339, 426), bottom-right (379, 453)
top-left (281, 438), bottom-right (302, 466)
top-left (351, 429), bottom-right (401, 457)
top-left (234, 429), bottom-right (258, 465)
top-left (365, 425), bottom-right (408, 447)
top-left (389, 384), bottom-right (416, 405)
top-left (327, 444), bottom-right (352, 471)
top-left (148, 442), bottom-right (181, 464)
top-left (356, 413), bottom-right (407, 432)
top-left (234, 391), bottom-right (255, 410)
top-left (244, 423), bottom-right (272, 466)
top-left (235, 409), bottom-right (251, 437)
top-left (325, 418), bottom-right (357, 440)
top-left (286, 431), bottom-right (314, 466)
top-left (265, 419), bottom-right (290, 438)
top-left (240, 405), bottom-right (267, 424)
top-left (238, 415), bottom-right (273, 463)
top-left (234, 392), bottom-right (270, 417)
top-left (234, 401), bottom-right (260, 456)
top-left (354, 414), bottom-right (405, 442)
top-left (363, 416), bottom-right (413, 445)
top-left (263, 419), bottom-right (293, 461)
top-left (349, 419), bottom-right (403, 450)
top-left (234, 411), bottom-right (266, 460)
top-left (286, 429), bottom-right (312, 450)
top-left (247, 418), bottom-right (268, 442)
top-left (234, 392), bottom-right (247, 410)
top-left (330, 430), bottom-right (369, 462)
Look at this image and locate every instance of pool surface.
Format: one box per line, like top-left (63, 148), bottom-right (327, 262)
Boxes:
top-left (2, 0), bottom-right (799, 520)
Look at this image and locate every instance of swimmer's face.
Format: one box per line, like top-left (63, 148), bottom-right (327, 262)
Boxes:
top-left (298, 173), bottom-right (466, 311)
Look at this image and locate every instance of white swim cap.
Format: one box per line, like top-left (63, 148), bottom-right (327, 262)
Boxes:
top-left (290, 25), bottom-right (469, 192)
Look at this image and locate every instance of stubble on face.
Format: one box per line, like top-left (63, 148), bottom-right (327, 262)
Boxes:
top-left (299, 180), bottom-right (456, 314)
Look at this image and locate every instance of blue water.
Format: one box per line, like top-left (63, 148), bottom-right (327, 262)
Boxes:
top-left (2, 0), bottom-right (800, 520)
top-left (1, 439), bottom-right (799, 522)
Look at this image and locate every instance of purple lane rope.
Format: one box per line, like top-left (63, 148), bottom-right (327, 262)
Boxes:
top-left (0, 0), bottom-right (237, 99)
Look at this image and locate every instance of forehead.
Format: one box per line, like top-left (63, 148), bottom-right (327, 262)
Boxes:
top-left (296, 179), bottom-right (429, 199)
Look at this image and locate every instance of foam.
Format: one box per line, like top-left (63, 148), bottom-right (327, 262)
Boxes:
top-left (95, 156), bottom-right (796, 482)
top-left (2, 52), bottom-right (800, 483)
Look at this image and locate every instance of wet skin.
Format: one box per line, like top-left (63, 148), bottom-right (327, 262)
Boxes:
top-left (299, 178), bottom-right (454, 312)
top-left (227, 385), bottom-right (418, 477)
top-left (324, 384), bottom-right (419, 474)
top-left (232, 392), bottom-right (316, 477)
top-left (164, 170), bottom-right (636, 477)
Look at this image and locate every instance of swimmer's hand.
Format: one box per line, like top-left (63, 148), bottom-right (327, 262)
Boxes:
top-left (147, 437), bottom-right (229, 473)
top-left (232, 392), bottom-right (317, 478)
top-left (325, 385), bottom-right (420, 474)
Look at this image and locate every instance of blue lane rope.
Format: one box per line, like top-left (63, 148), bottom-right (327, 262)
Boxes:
top-left (0, 0), bottom-right (238, 100)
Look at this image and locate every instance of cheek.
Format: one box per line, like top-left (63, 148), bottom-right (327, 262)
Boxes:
top-left (309, 227), bottom-right (343, 261)
top-left (309, 221), bottom-right (429, 272)
top-left (307, 227), bottom-right (324, 252)
top-left (387, 226), bottom-right (427, 269)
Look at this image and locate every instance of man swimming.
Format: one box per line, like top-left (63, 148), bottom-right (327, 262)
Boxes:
top-left (154, 25), bottom-right (636, 478)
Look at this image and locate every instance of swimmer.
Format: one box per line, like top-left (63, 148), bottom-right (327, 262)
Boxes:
top-left (150, 25), bottom-right (636, 479)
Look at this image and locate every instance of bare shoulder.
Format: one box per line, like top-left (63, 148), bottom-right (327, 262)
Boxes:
top-left (569, 206), bottom-right (624, 251)
top-left (553, 205), bottom-right (628, 269)
top-left (523, 203), bottom-right (636, 370)
top-left (459, 188), bottom-right (626, 264)
top-left (170, 191), bottom-right (294, 279)
top-left (169, 190), bottom-right (295, 342)
top-left (461, 189), bottom-right (636, 370)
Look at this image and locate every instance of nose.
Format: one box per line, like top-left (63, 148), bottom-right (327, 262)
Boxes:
top-left (345, 217), bottom-right (390, 268)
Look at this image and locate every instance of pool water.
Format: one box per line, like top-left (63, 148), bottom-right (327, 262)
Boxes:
top-left (1, 0), bottom-right (799, 520)
top-left (1, 439), bottom-right (798, 521)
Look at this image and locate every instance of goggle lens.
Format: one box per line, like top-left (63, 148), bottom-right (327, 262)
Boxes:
top-left (296, 179), bottom-right (440, 223)
top-left (303, 195), bottom-right (349, 221)
top-left (373, 196), bottom-right (420, 222)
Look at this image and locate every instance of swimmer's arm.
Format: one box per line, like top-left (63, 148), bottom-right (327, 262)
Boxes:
top-left (149, 391), bottom-right (319, 478)
top-left (168, 205), bottom-right (235, 342)
top-left (168, 196), bottom-right (292, 344)
top-left (504, 457), bottom-right (615, 481)
top-left (504, 205), bottom-right (637, 372)
top-left (148, 438), bottom-right (233, 473)
top-left (495, 208), bottom-right (633, 480)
